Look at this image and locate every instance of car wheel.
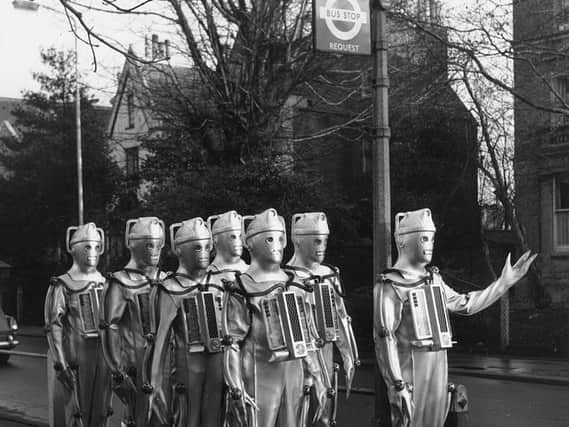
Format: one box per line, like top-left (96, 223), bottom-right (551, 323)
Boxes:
top-left (0, 353), bottom-right (10, 365)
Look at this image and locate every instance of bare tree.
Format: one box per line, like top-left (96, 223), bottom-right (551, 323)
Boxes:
top-left (58, 1), bottom-right (556, 272)
top-left (60, 0), bottom-right (350, 161)
top-left (389, 0), bottom-right (562, 309)
top-left (390, 0), bottom-right (569, 115)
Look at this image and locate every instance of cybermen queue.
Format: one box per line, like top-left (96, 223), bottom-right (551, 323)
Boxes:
top-left (45, 209), bottom-right (358, 427)
top-left (45, 208), bottom-right (536, 427)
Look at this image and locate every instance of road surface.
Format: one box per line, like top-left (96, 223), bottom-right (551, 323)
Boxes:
top-left (1, 335), bottom-right (568, 426)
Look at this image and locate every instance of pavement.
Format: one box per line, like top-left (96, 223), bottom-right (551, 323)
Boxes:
top-left (4, 326), bottom-right (569, 426)
top-left (357, 352), bottom-right (569, 388)
top-left (17, 326), bottom-right (44, 338)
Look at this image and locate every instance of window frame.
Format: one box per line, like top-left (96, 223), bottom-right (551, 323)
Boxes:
top-left (550, 75), bottom-right (569, 127)
top-left (125, 146), bottom-right (140, 177)
top-left (557, 0), bottom-right (569, 31)
top-left (126, 93), bottom-right (135, 129)
top-left (553, 174), bottom-right (569, 252)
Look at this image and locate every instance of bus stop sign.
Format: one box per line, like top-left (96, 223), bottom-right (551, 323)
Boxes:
top-left (313, 0), bottom-right (371, 55)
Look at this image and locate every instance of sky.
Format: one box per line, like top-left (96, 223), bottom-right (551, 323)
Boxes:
top-left (0, 0), bottom-right (489, 107)
top-left (0, 0), bottom-right (169, 106)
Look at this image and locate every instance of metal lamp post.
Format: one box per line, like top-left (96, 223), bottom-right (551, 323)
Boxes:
top-left (12, 0), bottom-right (84, 225)
top-left (372, 0), bottom-right (391, 426)
top-left (313, 0), bottom-right (393, 422)
top-left (372, 1), bottom-right (391, 283)
top-left (74, 36), bottom-right (84, 225)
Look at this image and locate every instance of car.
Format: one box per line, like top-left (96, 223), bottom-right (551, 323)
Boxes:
top-left (0, 307), bottom-right (19, 364)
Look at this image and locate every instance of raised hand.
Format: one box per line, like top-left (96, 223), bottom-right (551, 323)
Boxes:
top-left (499, 250), bottom-right (538, 288)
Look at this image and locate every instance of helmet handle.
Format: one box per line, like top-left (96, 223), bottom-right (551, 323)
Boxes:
top-left (206, 214), bottom-right (221, 237)
top-left (279, 215), bottom-right (287, 249)
top-left (241, 215), bottom-right (256, 249)
top-left (394, 213), bottom-right (406, 235)
top-left (124, 219), bottom-right (138, 249)
top-left (65, 226), bottom-right (78, 254)
top-left (292, 213), bottom-right (304, 223)
top-left (97, 228), bottom-right (105, 255)
top-left (169, 222), bottom-right (183, 253)
top-left (157, 219), bottom-right (166, 249)
top-left (291, 213), bottom-right (304, 238)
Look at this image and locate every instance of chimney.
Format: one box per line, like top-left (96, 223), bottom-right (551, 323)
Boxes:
top-left (152, 34), bottom-right (159, 59)
top-left (429, 0), bottom-right (440, 23)
top-left (417, 0), bottom-right (427, 20)
top-left (164, 40), bottom-right (170, 60)
top-left (145, 34), bottom-right (170, 60)
top-left (145, 35), bottom-right (150, 59)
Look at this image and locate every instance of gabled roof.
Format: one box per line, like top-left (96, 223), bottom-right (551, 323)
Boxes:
top-left (0, 97), bottom-right (22, 144)
top-left (107, 51), bottom-right (207, 138)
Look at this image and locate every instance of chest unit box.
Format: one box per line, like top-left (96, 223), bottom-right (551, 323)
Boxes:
top-left (313, 281), bottom-right (339, 343)
top-left (408, 283), bottom-right (453, 351)
top-left (182, 291), bottom-right (223, 353)
top-left (78, 284), bottom-right (104, 338)
top-left (262, 290), bottom-right (313, 362)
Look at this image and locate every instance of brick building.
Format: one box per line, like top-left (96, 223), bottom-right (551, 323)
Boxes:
top-left (106, 5), bottom-right (480, 278)
top-left (292, 6), bottom-right (480, 278)
top-left (514, 0), bottom-right (569, 352)
top-left (106, 41), bottom-right (199, 179)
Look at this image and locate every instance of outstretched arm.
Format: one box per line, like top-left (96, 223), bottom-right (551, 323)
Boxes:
top-left (445, 251), bottom-right (537, 315)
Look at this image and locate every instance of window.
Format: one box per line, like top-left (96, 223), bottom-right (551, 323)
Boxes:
top-left (127, 93), bottom-right (134, 129)
top-left (550, 76), bottom-right (569, 129)
top-left (554, 174), bottom-right (569, 251)
top-left (125, 146), bottom-right (139, 176)
top-left (558, 0), bottom-right (569, 31)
